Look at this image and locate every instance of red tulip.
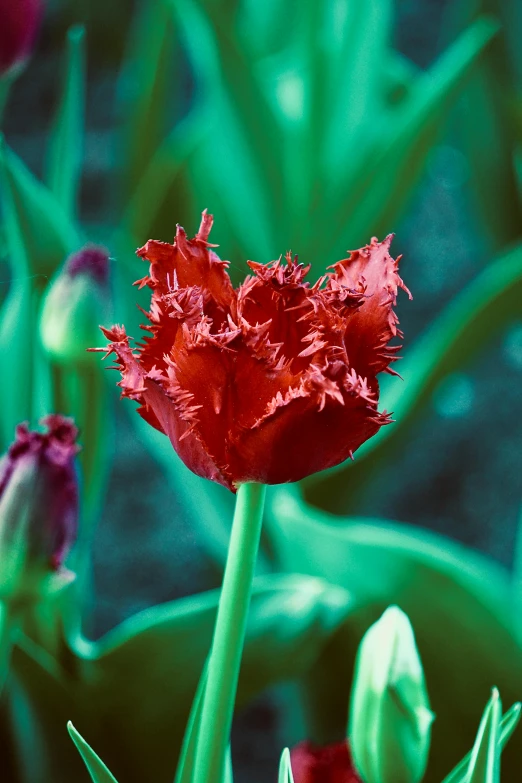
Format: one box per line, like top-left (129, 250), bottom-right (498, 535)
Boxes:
top-left (290, 741), bottom-right (361, 783)
top-left (97, 212), bottom-right (410, 491)
top-left (0, 0), bottom-right (44, 77)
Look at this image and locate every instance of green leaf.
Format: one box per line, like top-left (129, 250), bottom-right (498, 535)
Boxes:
top-left (266, 486), bottom-right (522, 782)
top-left (68, 722), bottom-right (119, 783)
top-left (174, 663), bottom-right (207, 783)
top-left (45, 26), bottom-right (85, 221)
top-left (62, 574), bottom-right (353, 783)
top-left (467, 689), bottom-right (501, 783)
top-left (0, 139), bottom-right (79, 281)
top-left (442, 703), bottom-right (522, 783)
top-left (127, 407), bottom-right (234, 566)
top-left (0, 137), bottom-right (34, 446)
top-left (304, 238), bottom-right (522, 511)
top-left (117, 0), bottom-right (177, 197)
top-left (312, 15), bottom-right (500, 267)
top-left (278, 748), bottom-right (295, 783)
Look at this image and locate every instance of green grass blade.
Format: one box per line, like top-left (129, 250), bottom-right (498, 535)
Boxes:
top-left (442, 703), bottom-right (521, 783)
top-left (117, 0), bottom-right (176, 196)
top-left (278, 748), bottom-right (295, 783)
top-left (174, 663), bottom-right (208, 783)
top-left (45, 26), bottom-right (85, 221)
top-left (313, 16), bottom-right (499, 268)
top-left (0, 140), bottom-right (79, 281)
top-left (67, 722), bottom-right (119, 783)
top-left (467, 690), bottom-right (501, 783)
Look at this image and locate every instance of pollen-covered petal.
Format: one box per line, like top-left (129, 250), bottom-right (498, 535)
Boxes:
top-left (326, 236), bottom-right (411, 378)
top-left (136, 211), bottom-right (235, 328)
top-left (228, 365), bottom-right (388, 484)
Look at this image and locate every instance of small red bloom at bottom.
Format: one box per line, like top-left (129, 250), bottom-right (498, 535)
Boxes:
top-left (290, 741), bottom-right (361, 783)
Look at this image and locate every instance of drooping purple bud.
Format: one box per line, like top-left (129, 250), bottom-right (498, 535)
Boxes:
top-left (0, 0), bottom-right (44, 77)
top-left (0, 416), bottom-right (79, 598)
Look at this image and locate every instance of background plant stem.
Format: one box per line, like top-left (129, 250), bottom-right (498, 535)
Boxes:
top-left (192, 482), bottom-right (266, 783)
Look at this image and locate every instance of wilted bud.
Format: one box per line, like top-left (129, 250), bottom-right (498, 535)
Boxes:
top-left (0, 415), bottom-right (79, 601)
top-left (40, 245), bottom-right (111, 364)
top-left (348, 606), bottom-right (433, 783)
top-left (0, 0), bottom-right (44, 77)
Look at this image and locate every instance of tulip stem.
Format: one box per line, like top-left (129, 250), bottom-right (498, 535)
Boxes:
top-left (0, 601), bottom-right (18, 696)
top-left (192, 482), bottom-right (266, 783)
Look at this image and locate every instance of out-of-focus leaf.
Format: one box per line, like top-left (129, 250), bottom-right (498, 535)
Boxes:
top-left (0, 140), bottom-right (79, 281)
top-left (172, 0), bottom-right (278, 263)
top-left (45, 26), bottom-right (85, 221)
top-left (174, 664), bottom-right (208, 783)
top-left (128, 407), bottom-right (234, 566)
top-left (321, 0), bottom-right (393, 176)
top-left (4, 634), bottom-right (85, 783)
top-left (266, 486), bottom-right (522, 782)
top-left (0, 137), bottom-right (34, 446)
top-left (61, 574), bottom-right (353, 783)
top-left (68, 722), bottom-right (119, 783)
top-left (117, 0), bottom-right (177, 197)
top-left (278, 748), bottom-right (295, 783)
top-left (305, 239), bottom-right (522, 511)
top-left (313, 16), bottom-right (499, 267)
top-left (442, 703), bottom-right (521, 783)
top-left (467, 690), bottom-right (501, 783)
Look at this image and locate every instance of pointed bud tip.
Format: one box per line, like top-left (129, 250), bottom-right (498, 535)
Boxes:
top-left (65, 245), bottom-right (110, 285)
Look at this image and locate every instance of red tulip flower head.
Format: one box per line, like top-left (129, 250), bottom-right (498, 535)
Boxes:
top-left (0, 0), bottom-right (44, 77)
top-left (98, 213), bottom-right (410, 491)
top-left (290, 741), bottom-right (361, 783)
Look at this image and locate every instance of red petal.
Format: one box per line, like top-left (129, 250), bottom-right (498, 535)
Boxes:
top-left (290, 741), bottom-right (361, 783)
top-left (326, 236), bottom-right (411, 378)
top-left (136, 211), bottom-right (235, 330)
top-left (229, 365), bottom-right (388, 484)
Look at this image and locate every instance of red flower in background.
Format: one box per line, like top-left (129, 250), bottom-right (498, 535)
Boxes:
top-left (97, 212), bottom-right (410, 491)
top-left (290, 741), bottom-right (361, 783)
top-left (0, 0), bottom-right (44, 76)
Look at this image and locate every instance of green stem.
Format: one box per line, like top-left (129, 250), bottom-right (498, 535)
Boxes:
top-left (192, 482), bottom-right (266, 783)
top-left (0, 600), bottom-right (18, 695)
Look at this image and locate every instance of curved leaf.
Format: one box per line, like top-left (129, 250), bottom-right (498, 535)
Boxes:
top-left (266, 486), bottom-right (522, 782)
top-left (68, 723), bottom-right (119, 783)
top-left (45, 26), bottom-right (86, 221)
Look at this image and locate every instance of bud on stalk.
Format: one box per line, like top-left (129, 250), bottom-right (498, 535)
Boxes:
top-left (349, 606), bottom-right (433, 783)
top-left (40, 245), bottom-right (111, 364)
top-left (0, 415), bottom-right (79, 602)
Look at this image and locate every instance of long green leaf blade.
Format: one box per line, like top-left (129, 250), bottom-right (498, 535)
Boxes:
top-left (278, 748), bottom-right (295, 783)
top-left (45, 25), bottom-right (85, 220)
top-left (68, 722), bottom-right (119, 783)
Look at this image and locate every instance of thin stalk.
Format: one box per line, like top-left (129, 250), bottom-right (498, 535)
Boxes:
top-left (192, 482), bottom-right (266, 783)
top-left (0, 600), bottom-right (18, 695)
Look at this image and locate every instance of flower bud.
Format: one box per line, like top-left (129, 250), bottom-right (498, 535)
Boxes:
top-left (289, 741), bottom-right (361, 782)
top-left (0, 0), bottom-right (44, 77)
top-left (0, 415), bottom-right (79, 601)
top-left (348, 607), bottom-right (433, 783)
top-left (40, 245), bottom-right (111, 364)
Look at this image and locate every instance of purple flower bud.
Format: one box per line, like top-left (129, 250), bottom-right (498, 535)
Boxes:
top-left (0, 0), bottom-right (44, 77)
top-left (40, 245), bottom-right (111, 364)
top-left (0, 416), bottom-right (79, 598)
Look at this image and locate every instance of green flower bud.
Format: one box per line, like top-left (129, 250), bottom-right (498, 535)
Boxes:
top-left (40, 245), bottom-right (111, 363)
top-left (348, 606), bottom-right (434, 783)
